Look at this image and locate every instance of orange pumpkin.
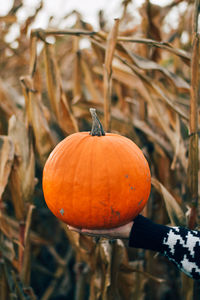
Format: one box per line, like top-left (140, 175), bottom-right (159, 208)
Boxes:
top-left (42, 108), bottom-right (151, 229)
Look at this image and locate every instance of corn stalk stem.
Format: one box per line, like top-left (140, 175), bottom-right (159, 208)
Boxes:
top-left (19, 221), bottom-right (25, 272)
top-left (188, 0), bottom-right (199, 230)
top-left (103, 19), bottom-right (119, 131)
top-left (187, 2), bottom-right (200, 296)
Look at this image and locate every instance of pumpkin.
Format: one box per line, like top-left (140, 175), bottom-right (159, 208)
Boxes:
top-left (42, 108), bottom-right (151, 229)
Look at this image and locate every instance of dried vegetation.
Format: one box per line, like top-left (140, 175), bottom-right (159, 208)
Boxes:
top-left (0, 0), bottom-right (199, 299)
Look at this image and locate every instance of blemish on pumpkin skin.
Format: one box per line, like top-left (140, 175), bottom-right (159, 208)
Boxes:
top-left (138, 198), bottom-right (144, 206)
top-left (60, 208), bottom-right (64, 215)
top-left (125, 174), bottom-right (129, 178)
top-left (109, 207), bottom-right (120, 225)
top-left (130, 186), bottom-right (135, 190)
top-left (111, 206), bottom-right (120, 217)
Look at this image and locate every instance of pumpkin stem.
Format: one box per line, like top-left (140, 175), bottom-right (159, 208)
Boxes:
top-left (90, 108), bottom-right (105, 136)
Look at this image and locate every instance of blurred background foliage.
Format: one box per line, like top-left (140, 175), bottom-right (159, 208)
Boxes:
top-left (0, 0), bottom-right (199, 299)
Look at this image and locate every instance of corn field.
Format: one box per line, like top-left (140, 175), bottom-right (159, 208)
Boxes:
top-left (0, 0), bottom-right (199, 299)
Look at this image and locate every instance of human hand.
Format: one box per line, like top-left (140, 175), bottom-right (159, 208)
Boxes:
top-left (67, 221), bottom-right (134, 240)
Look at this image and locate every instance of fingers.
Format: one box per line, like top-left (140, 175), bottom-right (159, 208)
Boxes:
top-left (67, 221), bottom-right (134, 239)
top-left (80, 230), bottom-right (100, 237)
top-left (67, 225), bottom-right (109, 235)
top-left (67, 226), bottom-right (101, 237)
top-left (81, 229), bottom-right (113, 238)
top-left (67, 226), bottom-right (112, 238)
top-left (81, 228), bottom-right (109, 235)
top-left (67, 225), bottom-right (81, 233)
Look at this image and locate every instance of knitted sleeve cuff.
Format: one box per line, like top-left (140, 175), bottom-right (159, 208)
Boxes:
top-left (128, 215), bottom-right (170, 252)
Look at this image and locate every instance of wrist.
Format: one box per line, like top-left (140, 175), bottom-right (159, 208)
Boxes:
top-left (129, 215), bottom-right (170, 252)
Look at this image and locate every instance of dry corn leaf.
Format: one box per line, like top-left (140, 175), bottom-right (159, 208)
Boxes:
top-left (21, 77), bottom-right (55, 165)
top-left (181, 273), bottom-right (194, 300)
top-left (117, 37), bottom-right (191, 64)
top-left (0, 80), bottom-right (19, 133)
top-left (104, 19), bottom-right (120, 76)
top-left (92, 40), bottom-right (105, 64)
top-left (0, 136), bottom-right (14, 199)
top-left (1, 213), bottom-right (48, 246)
top-left (94, 64), bottom-right (140, 91)
top-left (112, 64), bottom-right (140, 88)
top-left (91, 38), bottom-right (189, 122)
top-left (63, 224), bottom-right (96, 266)
top-left (72, 36), bottom-right (82, 103)
top-left (8, 0), bottom-right (23, 15)
top-left (0, 15), bottom-right (17, 23)
top-left (127, 51), bottom-right (190, 92)
top-left (44, 42), bottom-right (79, 134)
top-left (187, 33), bottom-right (199, 229)
top-left (64, 224), bottom-right (157, 300)
top-left (90, 239), bottom-right (148, 300)
top-left (29, 34), bottom-right (38, 77)
top-left (133, 119), bottom-right (173, 157)
top-left (170, 115), bottom-right (183, 170)
top-left (81, 56), bottom-right (102, 103)
top-left (116, 63), bottom-right (188, 170)
top-left (115, 69), bottom-right (188, 170)
top-left (104, 18), bottom-right (120, 131)
top-left (20, 204), bottom-right (35, 285)
top-left (20, 2), bottom-right (43, 36)
top-left (8, 115), bottom-right (35, 221)
top-left (0, 213), bottom-right (12, 240)
top-left (152, 177), bottom-right (186, 226)
top-left (0, 238), bottom-right (15, 263)
top-left (102, 37), bottom-right (189, 91)
top-left (118, 46), bottom-right (189, 121)
top-left (113, 81), bottom-right (126, 112)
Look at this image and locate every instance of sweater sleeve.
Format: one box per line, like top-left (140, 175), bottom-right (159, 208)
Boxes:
top-left (129, 215), bottom-right (200, 280)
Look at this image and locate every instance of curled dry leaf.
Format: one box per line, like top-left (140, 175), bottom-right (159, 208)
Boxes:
top-left (117, 44), bottom-right (189, 121)
top-left (64, 224), bottom-right (161, 300)
top-left (0, 136), bottom-right (14, 199)
top-left (117, 37), bottom-right (191, 64)
top-left (127, 51), bottom-right (190, 92)
top-left (90, 239), bottom-right (148, 300)
top-left (91, 38), bottom-right (189, 123)
top-left (151, 177), bottom-right (186, 226)
top-left (21, 76), bottom-right (55, 165)
top-left (0, 79), bottom-right (19, 133)
top-left (95, 34), bottom-right (190, 92)
top-left (63, 223), bottom-right (96, 266)
top-left (133, 118), bottom-right (173, 157)
top-left (8, 115), bottom-right (35, 221)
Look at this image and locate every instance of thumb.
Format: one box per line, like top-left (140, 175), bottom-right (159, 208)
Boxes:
top-left (67, 225), bottom-right (81, 233)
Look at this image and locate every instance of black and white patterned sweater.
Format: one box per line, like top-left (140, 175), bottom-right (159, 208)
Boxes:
top-left (129, 215), bottom-right (200, 280)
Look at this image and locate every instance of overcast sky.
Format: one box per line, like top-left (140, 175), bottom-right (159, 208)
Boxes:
top-left (1, 0), bottom-right (178, 44)
top-left (1, 0), bottom-right (173, 29)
